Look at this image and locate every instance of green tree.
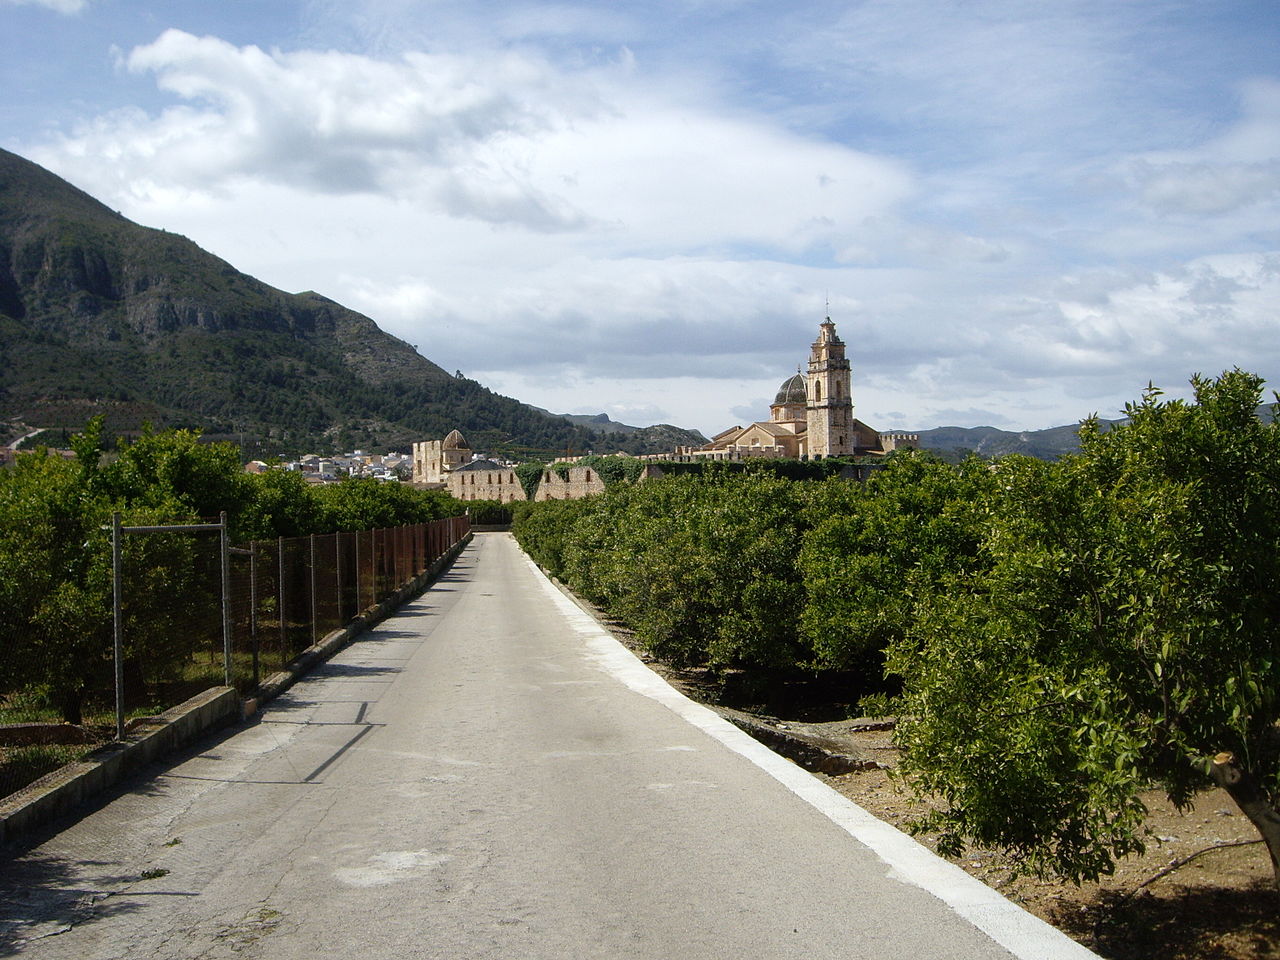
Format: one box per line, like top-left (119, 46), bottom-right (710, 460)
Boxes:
top-left (798, 453), bottom-right (994, 678)
top-left (574, 454), bottom-right (645, 488)
top-left (316, 476), bottom-right (459, 532)
top-left (528, 473), bottom-right (817, 672)
top-left (101, 425), bottom-right (254, 528)
top-left (891, 371), bottom-right (1280, 885)
top-left (239, 468), bottom-right (324, 540)
top-left (515, 461), bottom-right (546, 500)
top-left (0, 423), bottom-right (113, 723)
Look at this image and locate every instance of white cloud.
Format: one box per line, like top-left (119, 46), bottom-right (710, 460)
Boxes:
top-left (1126, 159), bottom-right (1280, 217)
top-left (17, 9), bottom-right (1280, 435)
top-left (39, 28), bottom-right (909, 253)
top-left (997, 254), bottom-right (1280, 390)
top-left (1108, 79), bottom-right (1280, 218)
top-left (2, 0), bottom-right (90, 12)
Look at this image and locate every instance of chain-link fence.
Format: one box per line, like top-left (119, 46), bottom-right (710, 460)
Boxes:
top-left (0, 515), bottom-right (469, 801)
top-left (230, 519), bottom-right (466, 690)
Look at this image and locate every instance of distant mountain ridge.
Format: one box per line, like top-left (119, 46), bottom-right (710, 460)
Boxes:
top-left (532, 408), bottom-right (708, 450)
top-left (908, 400), bottom-right (1275, 461)
top-left (907, 421), bottom-right (1109, 460)
top-left (0, 148), bottom-right (686, 458)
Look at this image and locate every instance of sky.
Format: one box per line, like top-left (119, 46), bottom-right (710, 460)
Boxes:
top-left (3, 0), bottom-right (1279, 436)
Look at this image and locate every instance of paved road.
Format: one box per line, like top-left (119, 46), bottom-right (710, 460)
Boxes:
top-left (0, 533), bottom-right (1097, 960)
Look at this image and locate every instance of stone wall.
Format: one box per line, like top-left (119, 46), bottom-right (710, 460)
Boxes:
top-left (534, 466), bottom-right (607, 501)
top-left (448, 469), bottom-right (527, 503)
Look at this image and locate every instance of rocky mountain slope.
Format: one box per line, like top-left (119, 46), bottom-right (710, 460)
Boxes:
top-left (0, 148), bottom-right (677, 458)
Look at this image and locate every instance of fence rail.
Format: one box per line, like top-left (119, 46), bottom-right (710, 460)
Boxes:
top-left (1, 515), bottom-right (470, 801)
top-left (226, 516), bottom-right (469, 692)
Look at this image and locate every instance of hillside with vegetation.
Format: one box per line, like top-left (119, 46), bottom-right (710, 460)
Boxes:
top-left (0, 148), bottom-right (688, 459)
top-left (909, 421), bottom-right (1115, 460)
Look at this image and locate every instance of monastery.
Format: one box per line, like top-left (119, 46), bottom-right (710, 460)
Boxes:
top-left (411, 317), bottom-right (915, 500)
top-left (684, 317), bottom-right (917, 460)
top-left (411, 431), bottom-right (527, 502)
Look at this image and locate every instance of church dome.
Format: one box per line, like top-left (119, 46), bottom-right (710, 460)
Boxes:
top-left (773, 373), bottom-right (807, 406)
top-left (442, 429), bottom-right (468, 450)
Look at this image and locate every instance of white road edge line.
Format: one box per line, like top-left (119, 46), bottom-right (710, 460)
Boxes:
top-left (523, 550), bottom-right (1101, 960)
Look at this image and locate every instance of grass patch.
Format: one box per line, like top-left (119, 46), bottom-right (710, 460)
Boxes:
top-left (0, 743), bottom-right (97, 800)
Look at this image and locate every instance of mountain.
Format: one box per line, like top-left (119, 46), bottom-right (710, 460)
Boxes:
top-left (544, 411), bottom-right (642, 435)
top-left (532, 408), bottom-right (707, 449)
top-left (911, 399), bottom-right (1276, 461)
top-left (0, 148), bottom-right (682, 459)
top-left (908, 421), bottom-right (1110, 461)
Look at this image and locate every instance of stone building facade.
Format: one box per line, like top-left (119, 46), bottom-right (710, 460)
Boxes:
top-left (412, 430), bottom-right (471, 485)
top-left (411, 430), bottom-right (527, 502)
top-left (689, 317), bottom-right (917, 460)
top-left (448, 459), bottom-right (528, 503)
top-left (534, 465), bottom-right (607, 501)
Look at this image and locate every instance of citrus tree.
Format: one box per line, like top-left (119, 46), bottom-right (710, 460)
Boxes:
top-left (798, 452), bottom-right (994, 678)
top-left (892, 371), bottom-right (1280, 885)
top-left (0, 424), bottom-right (113, 723)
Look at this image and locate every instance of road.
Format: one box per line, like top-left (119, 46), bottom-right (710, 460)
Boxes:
top-left (0, 533), bottom-right (1097, 960)
top-left (5, 429), bottom-right (46, 452)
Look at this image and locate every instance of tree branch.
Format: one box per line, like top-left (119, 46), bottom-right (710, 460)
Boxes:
top-left (1123, 838), bottom-right (1262, 903)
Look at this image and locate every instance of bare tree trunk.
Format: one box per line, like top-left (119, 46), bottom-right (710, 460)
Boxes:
top-left (54, 686), bottom-right (84, 727)
top-left (1211, 751), bottom-right (1280, 892)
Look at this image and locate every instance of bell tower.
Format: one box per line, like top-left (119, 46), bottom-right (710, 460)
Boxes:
top-left (805, 317), bottom-right (853, 457)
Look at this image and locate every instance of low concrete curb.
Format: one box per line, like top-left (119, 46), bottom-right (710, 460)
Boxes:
top-left (0, 686), bottom-right (240, 846)
top-left (0, 532), bottom-right (472, 848)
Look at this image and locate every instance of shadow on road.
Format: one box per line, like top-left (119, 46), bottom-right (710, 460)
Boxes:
top-left (306, 661), bottom-right (403, 680)
top-left (0, 850), bottom-right (159, 956)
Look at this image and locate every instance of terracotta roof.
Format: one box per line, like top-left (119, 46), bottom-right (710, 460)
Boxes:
top-left (743, 421), bottom-right (792, 438)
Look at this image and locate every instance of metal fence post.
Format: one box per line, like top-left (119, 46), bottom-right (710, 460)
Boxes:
top-left (335, 533), bottom-right (344, 623)
top-left (111, 511), bottom-right (125, 741)
top-left (278, 536), bottom-right (287, 660)
top-left (249, 541), bottom-right (259, 687)
top-left (220, 511), bottom-right (232, 688)
top-left (354, 531), bottom-right (361, 613)
top-left (310, 534), bottom-right (318, 645)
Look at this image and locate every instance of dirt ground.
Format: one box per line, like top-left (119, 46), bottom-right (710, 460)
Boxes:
top-left (819, 723), bottom-right (1278, 960)
top-left (585, 604), bottom-right (1280, 960)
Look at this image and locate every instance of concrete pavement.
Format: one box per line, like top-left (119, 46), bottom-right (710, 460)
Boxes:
top-left (0, 532), bottom-right (1099, 959)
